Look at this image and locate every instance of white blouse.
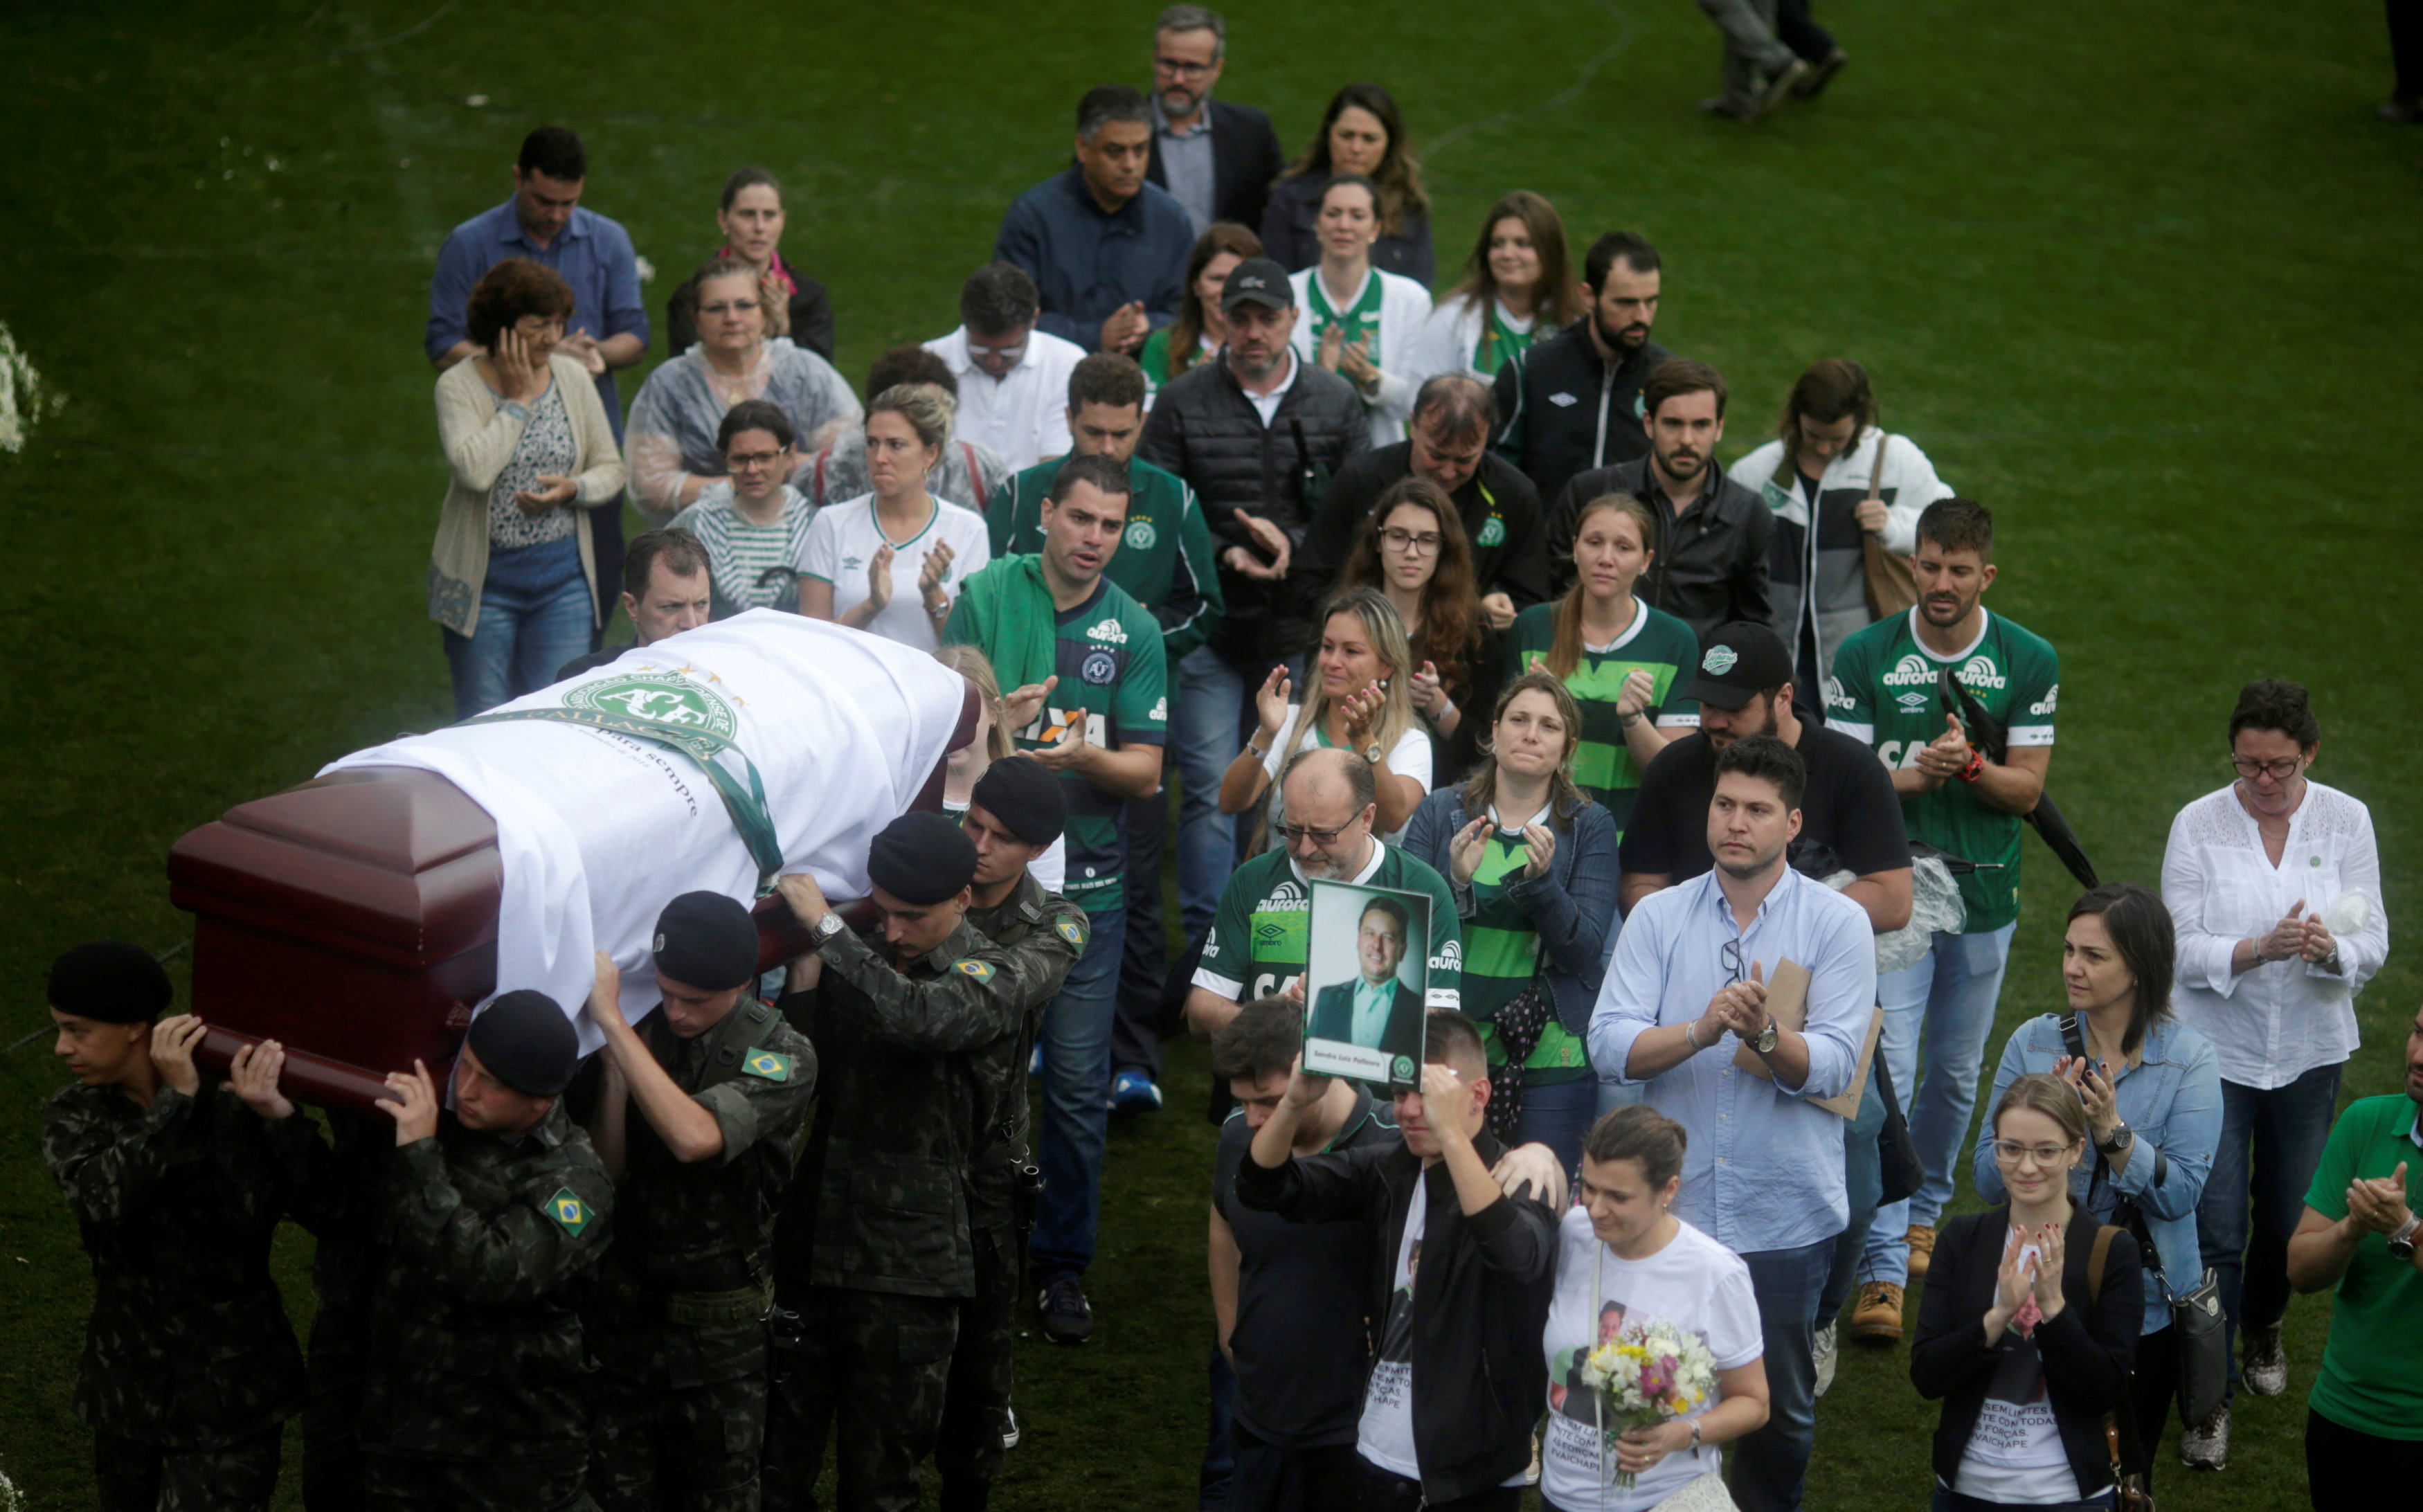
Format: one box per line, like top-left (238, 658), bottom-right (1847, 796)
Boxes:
top-left (2161, 780), bottom-right (2387, 1089)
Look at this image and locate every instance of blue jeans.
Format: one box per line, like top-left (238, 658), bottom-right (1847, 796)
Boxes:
top-left (1733, 1236), bottom-right (1833, 1512)
top-left (1930, 1489), bottom-right (2113, 1511)
top-left (2201, 1061), bottom-right (2344, 1402)
top-left (1176, 645), bottom-right (1250, 931)
top-left (1512, 1075), bottom-right (1598, 1179)
top-left (1821, 1054), bottom-right (1888, 1323)
top-left (441, 544), bottom-right (594, 719)
top-left (1031, 908), bottom-right (1127, 1281)
top-left (1865, 924), bottom-right (2017, 1287)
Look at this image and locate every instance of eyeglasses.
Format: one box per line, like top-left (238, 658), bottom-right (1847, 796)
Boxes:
top-left (1281, 820), bottom-right (1352, 847)
top-left (699, 299), bottom-right (760, 316)
top-left (1380, 528), bottom-right (1443, 556)
top-left (1721, 938), bottom-right (1746, 986)
top-left (2231, 755), bottom-right (2303, 781)
top-left (726, 449), bottom-right (789, 471)
top-left (1992, 1140), bottom-right (2076, 1167)
top-left (1153, 57), bottom-right (1215, 78)
top-left (966, 339), bottom-right (1028, 363)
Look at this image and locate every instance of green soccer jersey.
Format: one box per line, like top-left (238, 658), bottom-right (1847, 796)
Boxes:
top-left (1826, 607), bottom-right (2060, 933)
top-left (945, 570), bottom-right (1167, 915)
top-left (1304, 268), bottom-right (1387, 368)
top-left (2303, 1095), bottom-right (2423, 1441)
top-left (1505, 600), bottom-right (1701, 834)
top-left (1462, 829), bottom-right (1589, 1084)
top-left (1194, 842), bottom-right (1463, 1011)
top-left (985, 456), bottom-right (1223, 660)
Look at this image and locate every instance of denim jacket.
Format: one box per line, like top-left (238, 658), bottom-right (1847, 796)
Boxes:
top-left (1402, 786), bottom-right (1621, 1037)
top-left (1972, 1014), bottom-right (2222, 1335)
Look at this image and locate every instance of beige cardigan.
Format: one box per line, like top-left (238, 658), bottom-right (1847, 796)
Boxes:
top-left (429, 354), bottom-right (627, 636)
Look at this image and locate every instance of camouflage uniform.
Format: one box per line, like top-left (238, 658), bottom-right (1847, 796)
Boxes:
top-left (354, 1101), bottom-right (615, 1510)
top-left (937, 876), bottom-right (1086, 1505)
top-left (286, 1114), bottom-right (386, 1512)
top-left (762, 913), bottom-right (1072, 1512)
top-left (42, 1079), bottom-right (309, 1512)
top-left (587, 998), bottom-right (816, 1512)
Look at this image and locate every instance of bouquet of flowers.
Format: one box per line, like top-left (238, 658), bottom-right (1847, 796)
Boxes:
top-left (1578, 1317), bottom-right (1720, 1488)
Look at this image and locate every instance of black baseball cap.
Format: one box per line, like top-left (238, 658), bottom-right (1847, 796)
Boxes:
top-left (1680, 622), bottom-right (1792, 710)
top-left (1220, 258), bottom-right (1294, 314)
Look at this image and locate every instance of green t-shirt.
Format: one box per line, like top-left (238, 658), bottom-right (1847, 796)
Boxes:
top-left (944, 570), bottom-right (1166, 915)
top-left (984, 455), bottom-right (1223, 660)
top-left (1194, 843), bottom-right (1462, 1011)
top-left (1461, 826), bottom-right (1589, 1084)
top-left (1504, 600), bottom-right (1700, 834)
top-left (1826, 608), bottom-right (2060, 932)
top-left (2303, 1095), bottom-right (2423, 1440)
top-left (1304, 268), bottom-right (1388, 367)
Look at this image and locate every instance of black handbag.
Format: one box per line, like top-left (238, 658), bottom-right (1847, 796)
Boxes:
top-left (1874, 1034), bottom-right (1925, 1205)
top-left (2059, 1014), bottom-right (2229, 1429)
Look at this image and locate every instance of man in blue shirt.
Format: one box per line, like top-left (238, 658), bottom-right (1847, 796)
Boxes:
top-left (1589, 733), bottom-right (1875, 1512)
top-left (426, 127), bottom-right (649, 622)
top-left (996, 87), bottom-right (1191, 357)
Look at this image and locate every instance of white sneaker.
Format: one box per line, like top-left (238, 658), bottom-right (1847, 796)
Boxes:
top-left (2242, 1321), bottom-right (2288, 1397)
top-left (1000, 1407), bottom-right (1020, 1451)
top-left (2179, 1404), bottom-right (2228, 1470)
top-left (1814, 1320), bottom-right (1839, 1398)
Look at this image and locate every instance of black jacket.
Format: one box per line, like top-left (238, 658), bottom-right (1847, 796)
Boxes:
top-left (1490, 319), bottom-right (1673, 509)
top-left (1298, 442), bottom-right (1552, 615)
top-left (1548, 453), bottom-right (1774, 645)
top-left (1234, 1127), bottom-right (1556, 1504)
top-left (1146, 98), bottom-right (1287, 234)
top-left (1261, 173), bottom-right (1434, 286)
top-left (1911, 1207), bottom-right (2143, 1500)
top-left (1139, 352), bottom-right (1372, 662)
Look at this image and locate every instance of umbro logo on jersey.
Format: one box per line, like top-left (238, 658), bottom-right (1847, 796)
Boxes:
top-left (841, 555), bottom-right (864, 570)
top-left (1882, 654), bottom-right (1936, 689)
top-left (2028, 683), bottom-right (2059, 717)
top-left (1896, 692), bottom-right (1931, 710)
top-left (1086, 618), bottom-right (1129, 645)
top-left (1957, 655), bottom-right (2008, 691)
top-left (1548, 391), bottom-right (1578, 407)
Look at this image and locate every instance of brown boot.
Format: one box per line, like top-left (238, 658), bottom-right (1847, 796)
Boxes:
top-left (1905, 1223), bottom-right (1937, 1281)
top-left (1850, 1281), bottom-right (1904, 1342)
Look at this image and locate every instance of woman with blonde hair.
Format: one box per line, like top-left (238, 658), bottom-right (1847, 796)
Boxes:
top-left (800, 384), bottom-right (992, 649)
top-left (934, 642), bottom-right (1065, 890)
top-left (1414, 190), bottom-right (1585, 383)
top-left (1504, 494), bottom-right (1700, 830)
top-left (1220, 588), bottom-right (1432, 840)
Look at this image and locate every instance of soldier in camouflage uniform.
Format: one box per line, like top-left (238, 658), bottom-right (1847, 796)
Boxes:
top-left (761, 812), bottom-right (1075, 1512)
top-left (240, 989), bottom-right (615, 1510)
top-left (582, 892), bottom-right (818, 1512)
top-left (39, 940), bottom-right (308, 1512)
top-left (937, 759), bottom-right (1085, 1512)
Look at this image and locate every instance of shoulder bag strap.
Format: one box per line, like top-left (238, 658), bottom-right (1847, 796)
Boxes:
top-left (2087, 1222), bottom-right (2118, 1304)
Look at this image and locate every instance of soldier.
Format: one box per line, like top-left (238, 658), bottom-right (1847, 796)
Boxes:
top-left (40, 940), bottom-right (307, 1512)
top-left (583, 892), bottom-right (818, 1512)
top-left (939, 757), bottom-right (1086, 1511)
top-left (762, 812), bottom-right (1068, 1512)
top-left (233, 990), bottom-right (615, 1510)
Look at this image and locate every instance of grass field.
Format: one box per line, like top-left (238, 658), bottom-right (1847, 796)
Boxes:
top-left (4, 1), bottom-right (2419, 1506)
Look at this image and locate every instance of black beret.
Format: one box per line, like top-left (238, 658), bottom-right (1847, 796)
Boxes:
top-left (867, 812), bottom-right (979, 905)
top-left (465, 989), bottom-right (579, 1096)
top-left (970, 755), bottom-right (1066, 847)
top-left (651, 891), bottom-right (760, 991)
top-left (47, 941), bottom-right (172, 1024)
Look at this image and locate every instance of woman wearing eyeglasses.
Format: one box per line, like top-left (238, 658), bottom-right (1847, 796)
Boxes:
top-left (1221, 587), bottom-right (1432, 843)
top-left (624, 255), bottom-right (861, 526)
top-left (1335, 476), bottom-right (1499, 782)
top-left (1970, 883), bottom-right (2221, 1489)
top-left (2158, 678), bottom-right (2385, 1468)
top-left (1915, 1073), bottom-right (2145, 1511)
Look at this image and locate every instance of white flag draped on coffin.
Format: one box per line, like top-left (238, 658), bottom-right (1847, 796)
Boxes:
top-left (321, 611), bottom-right (965, 1047)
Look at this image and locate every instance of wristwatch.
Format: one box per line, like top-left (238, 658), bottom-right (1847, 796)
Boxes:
top-left (812, 910), bottom-right (847, 945)
top-left (1749, 1016), bottom-right (1780, 1056)
top-left (2390, 1213), bottom-right (2420, 1262)
top-left (1364, 741), bottom-right (1385, 764)
top-left (2096, 1122), bottom-right (2134, 1156)
top-left (1688, 1420), bottom-right (1704, 1452)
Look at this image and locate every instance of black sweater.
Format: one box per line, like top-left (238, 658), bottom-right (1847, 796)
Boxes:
top-left (1234, 1128), bottom-right (1555, 1503)
top-left (1909, 1207), bottom-right (2143, 1499)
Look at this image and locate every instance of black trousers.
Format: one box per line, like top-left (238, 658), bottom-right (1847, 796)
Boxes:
top-left (1113, 787), bottom-right (1176, 1079)
top-left (1354, 1460), bottom-right (1523, 1512)
top-left (95, 1428), bottom-right (282, 1512)
top-left (2126, 1324), bottom-right (2178, 1488)
top-left (1776, 0), bottom-right (1837, 61)
top-left (1227, 1423), bottom-right (1360, 1512)
top-left (2307, 1406), bottom-right (2423, 1509)
top-left (2393, 1), bottom-right (2423, 97)
top-left (588, 498), bottom-right (624, 647)
top-left (363, 1450), bottom-right (588, 1512)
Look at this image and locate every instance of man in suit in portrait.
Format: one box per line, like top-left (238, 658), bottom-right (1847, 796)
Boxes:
top-left (1309, 896), bottom-right (1425, 1065)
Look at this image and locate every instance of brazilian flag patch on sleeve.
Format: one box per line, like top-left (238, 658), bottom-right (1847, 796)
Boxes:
top-left (543, 1187), bottom-right (593, 1236)
top-left (742, 1050), bottom-right (794, 1083)
top-left (1055, 919), bottom-right (1087, 948)
top-left (955, 959), bottom-right (997, 983)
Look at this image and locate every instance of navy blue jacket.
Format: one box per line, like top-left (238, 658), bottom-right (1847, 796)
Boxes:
top-left (996, 166), bottom-right (1192, 352)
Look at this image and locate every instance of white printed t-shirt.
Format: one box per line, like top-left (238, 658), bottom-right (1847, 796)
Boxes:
top-left (1261, 703), bottom-right (1434, 841)
top-left (1952, 1232), bottom-right (2080, 1503)
top-left (802, 493), bottom-right (992, 652)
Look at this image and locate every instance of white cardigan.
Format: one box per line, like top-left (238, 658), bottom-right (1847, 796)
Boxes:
top-left (1409, 292), bottom-right (1535, 384)
top-left (1288, 264), bottom-right (1435, 448)
top-left (1732, 427), bottom-right (1952, 557)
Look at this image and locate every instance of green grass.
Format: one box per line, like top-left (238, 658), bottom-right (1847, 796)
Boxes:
top-left (3, 1), bottom-right (2418, 1506)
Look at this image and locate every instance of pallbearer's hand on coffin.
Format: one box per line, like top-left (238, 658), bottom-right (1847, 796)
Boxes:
top-left (150, 1015), bottom-right (206, 1097)
top-left (228, 1040), bottom-right (294, 1122)
top-left (378, 1061), bottom-right (442, 1146)
top-left (777, 872), bottom-right (833, 930)
top-left (587, 953), bottom-right (624, 1030)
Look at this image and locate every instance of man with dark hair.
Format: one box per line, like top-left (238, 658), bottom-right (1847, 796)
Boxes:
top-left (666, 399), bottom-right (818, 620)
top-left (43, 942), bottom-right (309, 1512)
top-left (1301, 375), bottom-right (1549, 629)
top-left (579, 892), bottom-right (817, 1512)
top-left (1307, 897), bottom-right (1425, 1063)
top-left (1142, 260), bottom-right (1371, 979)
top-left (1144, 6), bottom-right (1287, 235)
top-left (1238, 1009), bottom-right (1558, 1509)
top-left (1592, 732), bottom-right (1874, 1512)
top-left (427, 126), bottom-right (649, 622)
top-left (809, 345), bottom-right (1014, 509)
top-left (997, 86), bottom-right (1193, 356)
top-left (987, 352), bottom-right (1224, 1115)
top-left (555, 527), bottom-right (713, 680)
top-left (1490, 231), bottom-right (1675, 510)
top-left (926, 264), bottom-right (1088, 474)
top-left (945, 454), bottom-right (1167, 1344)
top-left (1826, 496), bottom-right (2057, 1343)
top-left (1546, 359), bottom-right (1772, 642)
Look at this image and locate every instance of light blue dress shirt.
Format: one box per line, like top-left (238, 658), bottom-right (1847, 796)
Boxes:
top-left (426, 199), bottom-right (649, 440)
top-left (1349, 976), bottom-right (1396, 1047)
top-left (1589, 867), bottom-right (1877, 1254)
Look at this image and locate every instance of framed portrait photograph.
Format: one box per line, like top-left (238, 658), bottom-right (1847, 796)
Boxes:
top-left (1302, 879), bottom-right (1431, 1088)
